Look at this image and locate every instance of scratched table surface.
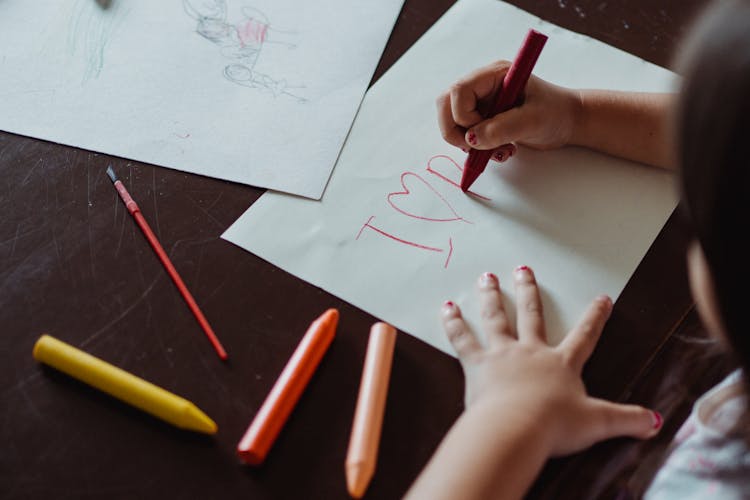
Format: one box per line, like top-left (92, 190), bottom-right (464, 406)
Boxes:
top-left (1, 1), bottom-right (733, 499)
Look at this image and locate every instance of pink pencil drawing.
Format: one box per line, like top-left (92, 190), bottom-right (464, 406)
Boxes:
top-left (183, 0), bottom-right (305, 101)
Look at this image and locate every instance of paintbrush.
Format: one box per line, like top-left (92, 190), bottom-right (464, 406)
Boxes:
top-left (107, 165), bottom-right (228, 360)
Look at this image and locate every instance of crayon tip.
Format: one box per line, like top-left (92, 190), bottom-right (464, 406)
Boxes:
top-left (319, 308), bottom-right (339, 329)
top-left (308, 309), bottom-right (339, 338)
top-left (459, 168), bottom-right (480, 192)
top-left (346, 462), bottom-right (373, 498)
top-left (182, 403), bottom-right (218, 434)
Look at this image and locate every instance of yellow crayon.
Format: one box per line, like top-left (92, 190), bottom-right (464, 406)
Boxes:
top-left (33, 335), bottom-right (217, 434)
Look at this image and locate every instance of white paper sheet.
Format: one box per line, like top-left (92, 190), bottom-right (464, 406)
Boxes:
top-left (223, 0), bottom-right (678, 355)
top-left (0, 0), bottom-right (404, 199)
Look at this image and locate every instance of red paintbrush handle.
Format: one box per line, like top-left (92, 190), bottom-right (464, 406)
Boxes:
top-left (110, 172), bottom-right (228, 360)
top-left (133, 211), bottom-right (228, 361)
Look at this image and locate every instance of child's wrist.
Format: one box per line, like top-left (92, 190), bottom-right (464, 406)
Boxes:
top-left (567, 88), bottom-right (587, 147)
top-left (467, 394), bottom-right (557, 457)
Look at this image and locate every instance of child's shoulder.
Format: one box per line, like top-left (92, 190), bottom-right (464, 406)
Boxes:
top-left (645, 370), bottom-right (750, 499)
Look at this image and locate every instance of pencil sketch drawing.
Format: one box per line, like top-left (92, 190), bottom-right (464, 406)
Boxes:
top-left (183, 0), bottom-right (306, 101)
top-left (67, 0), bottom-right (128, 83)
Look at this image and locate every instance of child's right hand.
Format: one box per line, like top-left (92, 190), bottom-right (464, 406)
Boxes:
top-left (436, 61), bottom-right (582, 159)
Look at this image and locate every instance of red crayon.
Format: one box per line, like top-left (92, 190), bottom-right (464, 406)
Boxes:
top-left (460, 29), bottom-right (548, 192)
top-left (106, 166), bottom-right (228, 361)
top-left (237, 308), bottom-right (339, 465)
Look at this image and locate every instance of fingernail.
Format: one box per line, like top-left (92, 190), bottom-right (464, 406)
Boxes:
top-left (597, 294), bottom-right (613, 308)
top-left (515, 265), bottom-right (530, 273)
top-left (480, 272), bottom-right (497, 287)
top-left (467, 131), bottom-right (477, 146)
top-left (492, 151), bottom-right (506, 162)
top-left (651, 411), bottom-right (663, 429)
top-left (442, 300), bottom-right (455, 318)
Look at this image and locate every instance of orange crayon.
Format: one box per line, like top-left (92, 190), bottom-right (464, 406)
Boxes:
top-left (237, 308), bottom-right (339, 465)
top-left (345, 322), bottom-right (397, 498)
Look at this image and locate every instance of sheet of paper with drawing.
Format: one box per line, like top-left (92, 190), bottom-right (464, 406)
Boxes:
top-left (0, 0), bottom-right (403, 199)
top-left (223, 0), bottom-right (678, 355)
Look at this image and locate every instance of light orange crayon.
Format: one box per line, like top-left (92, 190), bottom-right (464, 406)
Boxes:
top-left (237, 308), bottom-right (339, 465)
top-left (345, 322), bottom-right (397, 498)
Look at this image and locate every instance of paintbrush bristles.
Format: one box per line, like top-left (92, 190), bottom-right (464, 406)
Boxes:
top-left (106, 165), bottom-right (118, 183)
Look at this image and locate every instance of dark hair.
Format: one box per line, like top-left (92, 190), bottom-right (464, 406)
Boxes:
top-left (676, 0), bottom-right (750, 437)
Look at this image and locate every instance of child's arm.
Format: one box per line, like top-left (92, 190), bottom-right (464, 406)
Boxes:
top-left (406, 268), bottom-right (661, 500)
top-left (571, 90), bottom-right (676, 169)
top-left (437, 61), bottom-right (676, 168)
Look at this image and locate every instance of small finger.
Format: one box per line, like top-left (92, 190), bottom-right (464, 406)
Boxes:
top-left (490, 143), bottom-right (517, 163)
top-left (513, 265), bottom-right (546, 344)
top-left (559, 295), bottom-right (613, 373)
top-left (441, 300), bottom-right (482, 360)
top-left (465, 105), bottom-right (536, 150)
top-left (437, 92), bottom-right (469, 149)
top-left (477, 272), bottom-right (513, 348)
top-left (588, 399), bottom-right (662, 441)
top-left (449, 82), bottom-right (484, 129)
top-left (450, 62), bottom-right (511, 128)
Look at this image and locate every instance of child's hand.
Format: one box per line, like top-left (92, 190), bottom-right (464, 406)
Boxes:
top-left (442, 267), bottom-right (660, 456)
top-left (436, 61), bottom-right (582, 161)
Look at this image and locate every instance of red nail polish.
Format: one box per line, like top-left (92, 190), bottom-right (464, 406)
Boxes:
top-left (467, 132), bottom-right (477, 145)
top-left (652, 411), bottom-right (663, 429)
top-left (443, 300), bottom-right (454, 308)
top-left (479, 272), bottom-right (497, 287)
top-left (515, 265), bottom-right (530, 272)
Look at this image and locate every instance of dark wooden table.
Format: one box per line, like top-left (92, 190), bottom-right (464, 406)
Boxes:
top-left (1, 1), bottom-right (732, 498)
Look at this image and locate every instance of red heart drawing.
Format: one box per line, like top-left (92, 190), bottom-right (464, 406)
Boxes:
top-left (425, 155), bottom-right (491, 201)
top-left (387, 172), bottom-right (471, 223)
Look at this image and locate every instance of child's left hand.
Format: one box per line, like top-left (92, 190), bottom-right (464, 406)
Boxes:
top-left (442, 267), bottom-right (660, 456)
top-left (407, 266), bottom-right (661, 499)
